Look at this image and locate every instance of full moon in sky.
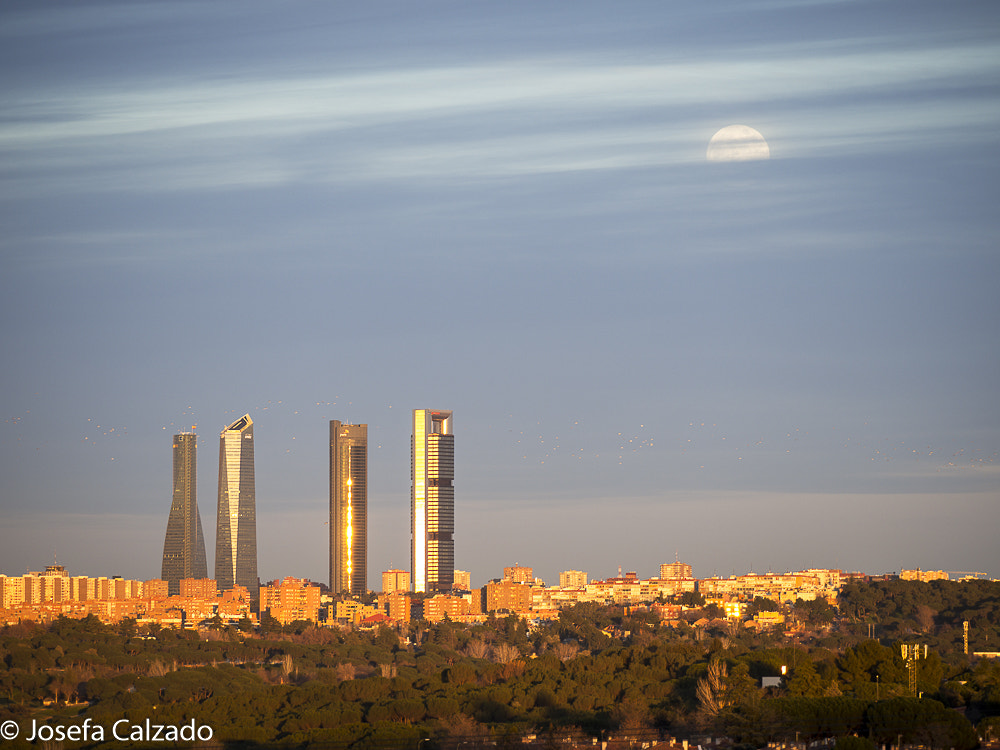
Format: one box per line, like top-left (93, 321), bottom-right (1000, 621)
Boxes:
top-left (706, 124), bottom-right (770, 162)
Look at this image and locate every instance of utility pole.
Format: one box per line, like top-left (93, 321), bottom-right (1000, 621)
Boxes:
top-left (964, 621), bottom-right (970, 656)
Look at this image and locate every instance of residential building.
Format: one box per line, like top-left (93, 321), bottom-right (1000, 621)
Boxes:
top-left (161, 432), bottom-right (208, 596)
top-left (504, 566), bottom-right (533, 584)
top-left (330, 421), bottom-right (368, 596)
top-left (411, 409), bottom-right (454, 593)
top-left (180, 578), bottom-right (217, 599)
top-left (484, 579), bottom-right (532, 614)
top-left (724, 601), bottom-right (747, 619)
top-left (215, 414), bottom-right (258, 595)
top-left (382, 569), bottom-right (410, 594)
top-left (753, 611), bottom-right (786, 628)
top-left (382, 591), bottom-right (411, 623)
top-left (40, 564), bottom-right (69, 601)
top-left (453, 569), bottom-right (472, 591)
top-left (423, 593), bottom-right (469, 622)
top-left (260, 577), bottom-right (321, 625)
top-left (217, 586), bottom-right (253, 623)
top-left (559, 570), bottom-right (588, 588)
top-left (901, 568), bottom-right (949, 583)
top-left (334, 598), bottom-right (379, 625)
top-left (0, 576), bottom-right (25, 608)
top-left (660, 561), bottom-right (694, 579)
top-left (144, 579), bottom-right (169, 599)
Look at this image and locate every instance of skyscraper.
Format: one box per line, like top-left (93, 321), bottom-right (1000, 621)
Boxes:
top-left (330, 420), bottom-right (367, 596)
top-left (411, 409), bottom-right (454, 593)
top-left (215, 414), bottom-right (258, 594)
top-left (161, 432), bottom-right (208, 596)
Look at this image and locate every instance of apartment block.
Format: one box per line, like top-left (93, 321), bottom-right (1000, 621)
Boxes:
top-left (453, 569), bottom-right (472, 591)
top-left (559, 570), bottom-right (588, 588)
top-left (484, 580), bottom-right (532, 614)
top-left (382, 569), bottom-right (410, 594)
top-left (503, 566), bottom-right (534, 584)
top-left (260, 577), bottom-right (321, 625)
top-left (660, 561), bottom-right (694, 579)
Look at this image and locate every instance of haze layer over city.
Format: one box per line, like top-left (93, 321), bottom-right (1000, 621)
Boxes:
top-left (1, 1), bottom-right (998, 588)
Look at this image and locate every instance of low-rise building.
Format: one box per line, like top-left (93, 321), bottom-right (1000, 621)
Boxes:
top-left (423, 594), bottom-right (469, 621)
top-left (901, 568), bottom-right (949, 583)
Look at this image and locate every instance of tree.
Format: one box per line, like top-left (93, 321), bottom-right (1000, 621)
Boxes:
top-left (794, 598), bottom-right (835, 625)
top-left (697, 659), bottom-right (731, 718)
top-left (786, 659), bottom-right (823, 697)
top-left (492, 643), bottom-right (520, 664)
top-left (676, 591), bottom-right (706, 607)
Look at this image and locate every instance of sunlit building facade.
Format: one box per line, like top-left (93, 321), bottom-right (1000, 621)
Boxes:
top-left (411, 409), bottom-right (454, 593)
top-left (330, 421), bottom-right (368, 596)
top-left (453, 569), bottom-right (472, 591)
top-left (161, 433), bottom-right (208, 596)
top-left (382, 569), bottom-right (410, 594)
top-left (215, 414), bottom-right (258, 594)
top-left (560, 570), bottom-right (588, 588)
top-left (659, 561), bottom-right (694, 579)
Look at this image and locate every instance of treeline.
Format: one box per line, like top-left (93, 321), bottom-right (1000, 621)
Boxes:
top-left (0, 583), bottom-right (997, 748)
top-left (839, 578), bottom-right (1000, 653)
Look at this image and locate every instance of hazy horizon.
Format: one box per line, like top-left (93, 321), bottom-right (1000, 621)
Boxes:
top-left (2, 0), bottom-right (998, 588)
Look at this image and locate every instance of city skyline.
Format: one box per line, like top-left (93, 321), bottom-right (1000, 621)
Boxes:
top-left (329, 420), bottom-right (368, 597)
top-left (214, 415), bottom-right (258, 594)
top-left (160, 432), bottom-right (207, 596)
top-left (1, 1), bottom-right (997, 588)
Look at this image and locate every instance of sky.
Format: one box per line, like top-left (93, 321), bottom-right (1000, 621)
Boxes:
top-left (1, 0), bottom-right (998, 591)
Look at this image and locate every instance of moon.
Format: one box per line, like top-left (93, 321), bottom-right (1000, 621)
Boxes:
top-left (706, 124), bottom-right (770, 162)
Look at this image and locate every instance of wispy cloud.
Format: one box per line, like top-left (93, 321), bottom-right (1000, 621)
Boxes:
top-left (1, 39), bottom-right (996, 194)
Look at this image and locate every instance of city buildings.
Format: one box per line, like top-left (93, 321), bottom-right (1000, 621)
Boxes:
top-left (161, 432), bottom-right (208, 596)
top-left (330, 421), bottom-right (368, 596)
top-left (901, 568), bottom-right (950, 583)
top-left (411, 409), bottom-right (454, 593)
top-left (215, 414), bottom-right (258, 594)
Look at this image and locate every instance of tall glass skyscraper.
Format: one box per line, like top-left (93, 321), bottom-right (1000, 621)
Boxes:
top-left (411, 409), bottom-right (454, 593)
top-left (330, 421), bottom-right (368, 596)
top-left (215, 414), bottom-right (258, 594)
top-left (161, 432), bottom-right (207, 595)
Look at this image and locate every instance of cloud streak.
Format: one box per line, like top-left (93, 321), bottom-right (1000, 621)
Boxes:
top-left (2, 39), bottom-right (996, 195)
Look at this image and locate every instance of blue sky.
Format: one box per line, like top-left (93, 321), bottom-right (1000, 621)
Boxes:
top-left (2, 0), bottom-right (998, 589)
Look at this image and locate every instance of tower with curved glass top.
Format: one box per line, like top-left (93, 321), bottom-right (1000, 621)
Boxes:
top-left (215, 414), bottom-right (258, 594)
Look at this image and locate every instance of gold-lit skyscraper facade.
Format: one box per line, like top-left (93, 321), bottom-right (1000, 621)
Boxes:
top-left (215, 414), bottom-right (258, 593)
top-left (411, 409), bottom-right (454, 593)
top-left (330, 421), bottom-right (368, 596)
top-left (161, 432), bottom-right (208, 596)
